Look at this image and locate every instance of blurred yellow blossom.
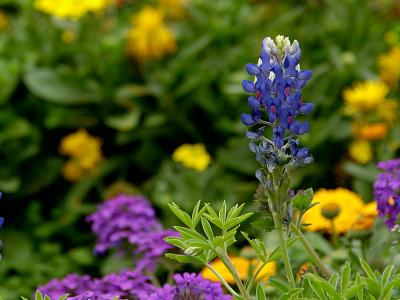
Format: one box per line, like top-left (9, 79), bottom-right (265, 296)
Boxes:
top-left (201, 256), bottom-right (276, 284)
top-left (59, 129), bottom-right (103, 181)
top-left (0, 11), bottom-right (9, 31)
top-left (126, 7), bottom-right (176, 60)
top-left (378, 46), bottom-right (400, 87)
top-left (159, 0), bottom-right (188, 19)
top-left (62, 30), bottom-right (75, 43)
top-left (172, 143), bottom-right (211, 172)
top-left (302, 188), bottom-right (365, 234)
top-left (353, 122), bottom-right (388, 141)
top-left (34, 0), bottom-right (111, 19)
top-left (349, 139), bottom-right (373, 164)
top-left (351, 201), bottom-right (378, 232)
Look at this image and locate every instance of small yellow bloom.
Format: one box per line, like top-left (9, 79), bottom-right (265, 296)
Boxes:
top-left (349, 139), bottom-right (372, 164)
top-left (34, 0), bottom-right (111, 19)
top-left (343, 81), bottom-right (389, 115)
top-left (389, 197), bottom-right (395, 206)
top-left (172, 143), bottom-right (211, 172)
top-left (353, 122), bottom-right (388, 141)
top-left (302, 188), bottom-right (365, 234)
top-left (378, 46), bottom-right (400, 87)
top-left (0, 10), bottom-right (9, 31)
top-left (59, 129), bottom-right (103, 181)
top-left (62, 30), bottom-right (75, 43)
top-left (126, 7), bottom-right (176, 60)
top-left (201, 256), bottom-right (276, 284)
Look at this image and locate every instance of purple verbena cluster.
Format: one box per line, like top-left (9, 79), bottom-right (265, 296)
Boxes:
top-left (374, 159), bottom-right (400, 230)
top-left (149, 273), bottom-right (232, 300)
top-left (241, 36), bottom-right (313, 171)
top-left (38, 270), bottom-right (155, 300)
top-left (86, 194), bottom-right (177, 271)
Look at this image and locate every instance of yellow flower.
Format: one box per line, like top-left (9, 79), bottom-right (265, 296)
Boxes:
top-left (349, 139), bottom-right (372, 164)
top-left (351, 201), bottom-right (378, 232)
top-left (126, 7), bottom-right (176, 60)
top-left (59, 129), bottom-right (103, 181)
top-left (62, 30), bottom-right (75, 43)
top-left (0, 10), bottom-right (9, 31)
top-left (353, 122), bottom-right (388, 141)
top-left (34, 0), bottom-right (111, 19)
top-left (378, 46), bottom-right (400, 87)
top-left (343, 81), bottom-right (389, 114)
top-left (201, 256), bottom-right (276, 284)
top-left (159, 0), bottom-right (188, 19)
top-left (302, 188), bottom-right (365, 234)
top-left (172, 143), bottom-right (211, 172)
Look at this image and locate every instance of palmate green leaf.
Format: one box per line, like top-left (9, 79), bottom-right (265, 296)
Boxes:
top-left (173, 226), bottom-right (206, 242)
top-left (360, 258), bottom-right (377, 281)
top-left (363, 278), bottom-right (381, 298)
top-left (225, 212), bottom-right (253, 230)
top-left (345, 282), bottom-right (365, 299)
top-left (24, 68), bottom-right (102, 105)
top-left (219, 201), bottom-right (227, 223)
top-left (381, 265), bottom-right (394, 288)
top-left (328, 273), bottom-right (339, 289)
top-left (227, 203), bottom-right (245, 219)
top-left (192, 201), bottom-right (207, 228)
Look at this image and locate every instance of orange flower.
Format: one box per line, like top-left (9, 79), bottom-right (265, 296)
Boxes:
top-left (353, 123), bottom-right (388, 141)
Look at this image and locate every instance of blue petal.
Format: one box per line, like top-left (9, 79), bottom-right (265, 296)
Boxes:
top-left (241, 113), bottom-right (256, 126)
top-left (298, 121), bottom-right (309, 135)
top-left (0, 217), bottom-right (4, 228)
top-left (252, 109), bottom-right (262, 121)
top-left (298, 70), bottom-right (312, 80)
top-left (296, 148), bottom-right (309, 159)
top-left (242, 80), bottom-right (257, 93)
top-left (289, 121), bottom-right (301, 134)
top-left (248, 96), bottom-right (260, 110)
top-left (246, 63), bottom-right (260, 75)
top-left (299, 103), bottom-right (314, 114)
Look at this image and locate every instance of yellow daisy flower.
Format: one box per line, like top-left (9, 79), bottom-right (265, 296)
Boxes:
top-left (378, 46), bottom-right (400, 87)
top-left (201, 256), bottom-right (276, 284)
top-left (172, 143), bottom-right (211, 172)
top-left (59, 129), bottom-right (103, 181)
top-left (351, 201), bottom-right (378, 232)
top-left (349, 139), bottom-right (373, 164)
top-left (126, 7), bottom-right (176, 60)
top-left (302, 188), bottom-right (365, 234)
top-left (35, 0), bottom-right (111, 19)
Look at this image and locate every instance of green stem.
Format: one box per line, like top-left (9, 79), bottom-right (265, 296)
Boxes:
top-left (222, 254), bottom-right (251, 300)
top-left (330, 220), bottom-right (338, 248)
top-left (246, 261), bottom-right (267, 292)
top-left (273, 212), bottom-right (296, 289)
top-left (290, 224), bottom-right (333, 278)
top-left (206, 264), bottom-right (240, 298)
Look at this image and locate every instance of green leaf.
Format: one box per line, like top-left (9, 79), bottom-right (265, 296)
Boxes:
top-left (360, 258), bottom-right (377, 281)
top-left (201, 217), bottom-right (214, 241)
top-left (291, 188), bottom-right (313, 211)
top-left (192, 201), bottom-right (207, 227)
top-left (173, 226), bottom-right (206, 242)
top-left (24, 68), bottom-right (102, 105)
top-left (306, 274), bottom-right (341, 300)
top-left (381, 265), bottom-right (394, 288)
top-left (164, 237), bottom-right (187, 250)
top-left (43, 296), bottom-right (51, 300)
top-left (241, 232), bottom-right (267, 261)
top-left (168, 203), bottom-right (193, 228)
top-left (256, 283), bottom-right (266, 300)
top-left (356, 274), bottom-right (364, 300)
top-left (165, 253), bottom-right (203, 264)
top-left (363, 278), bottom-right (381, 298)
top-left (269, 278), bottom-right (290, 294)
top-left (203, 215), bottom-right (224, 229)
top-left (329, 273), bottom-right (339, 289)
top-left (105, 109), bottom-right (141, 131)
top-left (341, 261), bottom-right (351, 293)
top-left (225, 212), bottom-right (253, 230)
top-left (219, 201), bottom-right (227, 223)
top-left (345, 282), bottom-right (365, 299)
top-left (57, 295), bottom-right (69, 300)
top-left (278, 288), bottom-right (304, 300)
top-left (35, 290), bottom-right (43, 300)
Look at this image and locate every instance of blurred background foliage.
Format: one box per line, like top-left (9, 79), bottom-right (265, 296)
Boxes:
top-left (1, 0), bottom-right (400, 297)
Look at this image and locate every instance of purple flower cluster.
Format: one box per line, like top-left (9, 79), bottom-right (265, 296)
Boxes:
top-left (86, 194), bottom-right (177, 271)
top-left (39, 270), bottom-right (155, 300)
top-left (149, 273), bottom-right (232, 300)
top-left (241, 36), bottom-right (313, 169)
top-left (374, 159), bottom-right (400, 230)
